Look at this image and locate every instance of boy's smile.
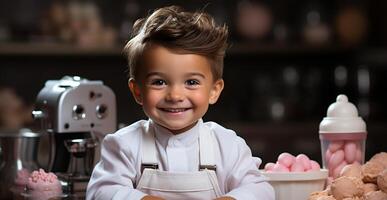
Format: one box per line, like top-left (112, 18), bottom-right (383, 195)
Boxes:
top-left (129, 44), bottom-right (224, 134)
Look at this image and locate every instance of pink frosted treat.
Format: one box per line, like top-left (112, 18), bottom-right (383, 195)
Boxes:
top-left (26, 169), bottom-right (62, 200)
top-left (14, 168), bottom-right (31, 187)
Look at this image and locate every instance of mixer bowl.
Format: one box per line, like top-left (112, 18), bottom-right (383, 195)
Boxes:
top-left (0, 129), bottom-right (42, 199)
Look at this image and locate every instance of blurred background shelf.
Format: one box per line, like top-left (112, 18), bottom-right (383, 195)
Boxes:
top-left (0, 42), bottom-right (123, 56)
top-left (0, 42), bottom-right (357, 56)
top-left (3, 42), bottom-right (383, 67)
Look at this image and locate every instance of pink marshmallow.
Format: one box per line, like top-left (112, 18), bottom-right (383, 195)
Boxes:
top-left (355, 148), bottom-right (362, 163)
top-left (290, 161), bottom-right (305, 172)
top-left (325, 149), bottom-right (332, 166)
top-left (328, 141), bottom-right (344, 152)
top-left (296, 154), bottom-right (311, 170)
top-left (344, 141), bottom-right (357, 163)
top-left (332, 160), bottom-right (348, 178)
top-left (328, 149), bottom-right (344, 170)
top-left (272, 163), bottom-right (290, 172)
top-left (309, 160), bottom-right (321, 171)
top-left (269, 152), bottom-right (322, 173)
top-left (264, 162), bottom-right (275, 171)
top-left (277, 152), bottom-right (295, 168)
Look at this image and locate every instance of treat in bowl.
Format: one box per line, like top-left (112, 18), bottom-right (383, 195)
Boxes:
top-left (24, 169), bottom-right (63, 200)
top-left (264, 153), bottom-right (321, 173)
top-left (263, 153), bottom-right (328, 200)
top-left (14, 168), bottom-right (31, 188)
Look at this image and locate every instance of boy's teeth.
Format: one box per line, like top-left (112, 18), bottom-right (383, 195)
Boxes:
top-left (165, 108), bottom-right (185, 112)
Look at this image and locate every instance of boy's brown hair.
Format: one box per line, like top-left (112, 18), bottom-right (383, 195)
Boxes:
top-left (124, 5), bottom-right (228, 81)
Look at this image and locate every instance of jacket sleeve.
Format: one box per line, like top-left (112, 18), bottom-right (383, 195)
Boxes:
top-left (223, 137), bottom-right (275, 200)
top-left (86, 134), bottom-right (147, 200)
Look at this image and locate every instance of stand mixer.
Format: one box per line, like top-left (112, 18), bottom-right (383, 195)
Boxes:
top-left (32, 76), bottom-right (116, 197)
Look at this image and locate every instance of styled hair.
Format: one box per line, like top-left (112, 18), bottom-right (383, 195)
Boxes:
top-left (124, 5), bottom-right (228, 81)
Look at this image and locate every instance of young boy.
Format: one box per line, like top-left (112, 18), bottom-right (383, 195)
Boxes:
top-left (86, 6), bottom-right (274, 200)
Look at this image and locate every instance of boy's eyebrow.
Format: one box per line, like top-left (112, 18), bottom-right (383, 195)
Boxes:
top-left (145, 72), bottom-right (164, 78)
top-left (185, 72), bottom-right (206, 79)
top-left (145, 72), bottom-right (206, 79)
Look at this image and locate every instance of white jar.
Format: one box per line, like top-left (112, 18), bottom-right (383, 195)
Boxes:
top-left (319, 94), bottom-right (367, 178)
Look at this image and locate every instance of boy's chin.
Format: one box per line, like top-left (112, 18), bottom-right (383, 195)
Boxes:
top-left (160, 121), bottom-right (197, 134)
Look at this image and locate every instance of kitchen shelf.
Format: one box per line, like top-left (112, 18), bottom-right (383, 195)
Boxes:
top-left (1, 42), bottom-right (383, 67)
top-left (0, 42), bottom-right (124, 56)
top-left (227, 42), bottom-right (356, 56)
top-left (0, 42), bottom-right (360, 57)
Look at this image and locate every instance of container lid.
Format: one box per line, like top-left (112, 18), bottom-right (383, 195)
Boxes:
top-left (319, 94), bottom-right (366, 133)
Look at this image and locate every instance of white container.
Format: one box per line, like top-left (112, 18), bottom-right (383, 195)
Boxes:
top-left (319, 94), bottom-right (367, 178)
top-left (262, 169), bottom-right (328, 200)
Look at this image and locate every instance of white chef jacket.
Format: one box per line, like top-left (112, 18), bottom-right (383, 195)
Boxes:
top-left (86, 119), bottom-right (274, 200)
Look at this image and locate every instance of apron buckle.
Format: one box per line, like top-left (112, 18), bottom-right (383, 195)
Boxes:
top-left (199, 165), bottom-right (217, 171)
top-left (141, 163), bottom-right (159, 173)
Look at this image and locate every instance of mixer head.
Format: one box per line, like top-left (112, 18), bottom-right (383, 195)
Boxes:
top-left (32, 76), bottom-right (117, 172)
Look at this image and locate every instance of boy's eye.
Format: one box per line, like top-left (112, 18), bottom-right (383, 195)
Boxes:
top-left (150, 79), bottom-right (166, 86)
top-left (186, 79), bottom-right (199, 86)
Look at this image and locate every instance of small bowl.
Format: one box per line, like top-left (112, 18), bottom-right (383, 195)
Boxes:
top-left (262, 169), bottom-right (328, 200)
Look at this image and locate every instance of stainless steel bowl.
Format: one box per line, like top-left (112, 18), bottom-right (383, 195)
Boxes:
top-left (0, 129), bottom-right (41, 199)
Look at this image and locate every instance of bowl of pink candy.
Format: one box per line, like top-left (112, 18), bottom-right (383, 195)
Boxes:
top-left (261, 153), bottom-right (328, 200)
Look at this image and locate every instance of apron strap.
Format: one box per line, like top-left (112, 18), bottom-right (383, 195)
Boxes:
top-left (141, 120), bottom-right (216, 171)
top-left (199, 124), bottom-right (217, 171)
top-left (141, 122), bottom-right (159, 172)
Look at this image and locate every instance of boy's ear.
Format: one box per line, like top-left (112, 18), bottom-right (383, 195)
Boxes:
top-left (209, 79), bottom-right (224, 105)
top-left (128, 78), bottom-right (143, 105)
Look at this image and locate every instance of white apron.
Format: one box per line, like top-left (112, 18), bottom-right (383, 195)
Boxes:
top-left (136, 124), bottom-right (223, 200)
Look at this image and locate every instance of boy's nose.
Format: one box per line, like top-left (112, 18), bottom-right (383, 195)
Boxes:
top-left (166, 86), bottom-right (184, 102)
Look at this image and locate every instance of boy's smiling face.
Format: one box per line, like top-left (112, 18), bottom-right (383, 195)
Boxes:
top-left (129, 44), bottom-right (224, 134)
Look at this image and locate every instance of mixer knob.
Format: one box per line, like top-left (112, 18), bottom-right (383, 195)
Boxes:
top-left (96, 104), bottom-right (108, 119)
top-left (72, 105), bottom-right (86, 120)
